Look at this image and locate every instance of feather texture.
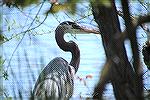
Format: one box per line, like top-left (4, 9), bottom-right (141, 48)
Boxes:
top-left (33, 57), bottom-right (74, 100)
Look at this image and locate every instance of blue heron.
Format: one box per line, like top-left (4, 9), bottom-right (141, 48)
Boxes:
top-left (32, 21), bottom-right (99, 100)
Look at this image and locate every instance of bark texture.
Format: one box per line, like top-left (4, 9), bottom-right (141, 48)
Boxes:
top-left (91, 0), bottom-right (149, 100)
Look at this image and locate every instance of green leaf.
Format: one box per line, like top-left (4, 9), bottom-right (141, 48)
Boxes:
top-left (46, 0), bottom-right (80, 15)
top-left (145, 61), bottom-right (150, 70)
top-left (0, 34), bottom-right (4, 42)
top-left (90, 0), bottom-right (111, 7)
top-left (100, 0), bottom-right (111, 7)
top-left (3, 71), bottom-right (8, 80)
top-left (0, 56), bottom-right (5, 65)
top-left (4, 97), bottom-right (12, 100)
top-left (46, 3), bottom-right (69, 14)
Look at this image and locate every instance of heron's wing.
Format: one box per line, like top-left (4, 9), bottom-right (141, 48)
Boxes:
top-left (33, 57), bottom-right (74, 99)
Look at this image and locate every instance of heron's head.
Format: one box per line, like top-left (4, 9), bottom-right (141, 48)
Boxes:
top-left (59, 21), bottom-right (99, 34)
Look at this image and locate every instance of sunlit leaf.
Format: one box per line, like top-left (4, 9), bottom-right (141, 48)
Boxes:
top-left (90, 0), bottom-right (111, 7)
top-left (0, 34), bottom-right (4, 42)
top-left (67, 0), bottom-right (80, 14)
top-left (0, 56), bottom-right (5, 66)
top-left (12, 33), bottom-right (21, 41)
top-left (0, 34), bottom-right (8, 43)
top-left (46, 3), bottom-right (69, 14)
top-left (46, 0), bottom-right (80, 14)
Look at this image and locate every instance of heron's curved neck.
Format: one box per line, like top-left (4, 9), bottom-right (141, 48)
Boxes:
top-left (55, 26), bottom-right (80, 73)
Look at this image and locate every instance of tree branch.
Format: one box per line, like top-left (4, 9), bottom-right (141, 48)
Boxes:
top-left (4, 1), bottom-right (46, 76)
top-left (121, 0), bottom-right (144, 99)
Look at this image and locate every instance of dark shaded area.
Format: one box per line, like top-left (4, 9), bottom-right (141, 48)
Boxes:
top-left (142, 41), bottom-right (150, 70)
top-left (2, 0), bottom-right (39, 8)
top-left (91, 0), bottom-right (150, 100)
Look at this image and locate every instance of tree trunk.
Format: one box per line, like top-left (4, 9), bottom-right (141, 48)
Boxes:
top-left (91, 1), bottom-right (143, 100)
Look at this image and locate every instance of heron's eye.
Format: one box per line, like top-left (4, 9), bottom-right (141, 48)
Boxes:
top-left (72, 24), bottom-right (81, 29)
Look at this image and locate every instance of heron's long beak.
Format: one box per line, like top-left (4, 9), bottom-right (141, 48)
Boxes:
top-left (80, 26), bottom-right (100, 34)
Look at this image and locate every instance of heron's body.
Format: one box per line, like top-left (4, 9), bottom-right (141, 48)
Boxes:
top-left (33, 57), bottom-right (74, 99)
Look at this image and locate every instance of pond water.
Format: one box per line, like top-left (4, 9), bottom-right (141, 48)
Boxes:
top-left (1, 1), bottom-right (150, 100)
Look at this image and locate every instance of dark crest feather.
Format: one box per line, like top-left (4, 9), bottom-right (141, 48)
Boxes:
top-left (60, 21), bottom-right (81, 29)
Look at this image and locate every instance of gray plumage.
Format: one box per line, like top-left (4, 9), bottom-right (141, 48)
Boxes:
top-left (32, 21), bottom-right (98, 100)
top-left (33, 57), bottom-right (74, 100)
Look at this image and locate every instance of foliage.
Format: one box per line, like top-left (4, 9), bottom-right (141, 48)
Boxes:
top-left (46, 0), bottom-right (80, 14)
top-left (0, 34), bottom-right (5, 44)
top-left (3, 0), bottom-right (39, 8)
top-left (90, 0), bottom-right (111, 7)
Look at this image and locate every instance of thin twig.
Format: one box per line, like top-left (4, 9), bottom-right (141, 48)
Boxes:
top-left (5, 1), bottom-right (46, 73)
